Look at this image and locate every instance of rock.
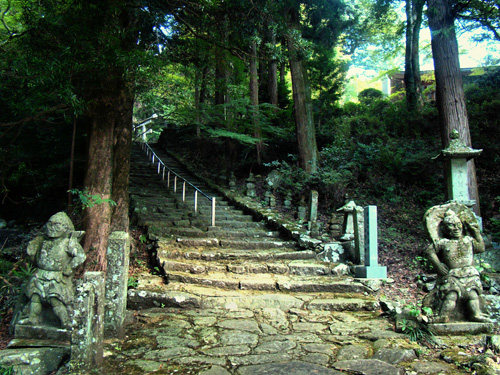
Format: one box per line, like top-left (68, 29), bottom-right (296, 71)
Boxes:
top-left (333, 359), bottom-right (403, 375)
top-left (0, 347), bottom-right (69, 375)
top-left (335, 344), bottom-right (370, 361)
top-left (332, 263), bottom-right (351, 276)
top-left (371, 348), bottom-right (416, 365)
top-left (317, 243), bottom-right (345, 263)
top-left (217, 319), bottom-right (262, 333)
top-left (489, 335), bottom-right (500, 352)
top-left (219, 330), bottom-right (259, 347)
top-left (298, 235), bottom-right (322, 250)
top-left (410, 361), bottom-right (453, 374)
top-left (237, 360), bottom-right (342, 374)
top-left (200, 366), bottom-right (232, 375)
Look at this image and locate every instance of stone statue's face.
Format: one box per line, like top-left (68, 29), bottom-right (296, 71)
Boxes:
top-left (443, 217), bottom-right (463, 239)
top-left (46, 218), bottom-right (68, 238)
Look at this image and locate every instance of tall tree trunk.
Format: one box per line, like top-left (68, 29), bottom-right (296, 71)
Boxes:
top-left (250, 40), bottom-right (262, 164)
top-left (268, 30), bottom-right (279, 109)
top-left (286, 8), bottom-right (318, 174)
top-left (196, 65), bottom-right (209, 137)
top-left (405, 0), bottom-right (424, 110)
top-left (215, 48), bottom-right (226, 107)
top-left (83, 83), bottom-right (116, 273)
top-left (427, 0), bottom-right (480, 215)
top-left (110, 79), bottom-right (133, 232)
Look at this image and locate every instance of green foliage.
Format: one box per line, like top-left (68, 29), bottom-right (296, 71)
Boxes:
top-left (11, 263), bottom-right (35, 280)
top-left (69, 188), bottom-right (117, 211)
top-left (358, 88), bottom-right (384, 104)
top-left (0, 366), bottom-right (14, 375)
top-left (400, 319), bottom-right (436, 344)
top-left (127, 276), bottom-right (138, 289)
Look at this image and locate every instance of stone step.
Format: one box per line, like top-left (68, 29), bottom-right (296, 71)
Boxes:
top-left (149, 270), bottom-right (375, 296)
top-left (158, 247), bottom-right (316, 262)
top-left (160, 258), bottom-right (335, 278)
top-left (172, 237), bottom-right (296, 250)
top-left (149, 227), bottom-right (281, 240)
top-left (127, 274), bottom-right (379, 312)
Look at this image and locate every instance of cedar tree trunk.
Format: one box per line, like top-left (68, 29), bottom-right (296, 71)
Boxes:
top-left (405, 0), bottom-right (424, 110)
top-left (110, 79), bottom-right (134, 232)
top-left (427, 0), bottom-right (480, 215)
top-left (287, 8), bottom-right (318, 174)
top-left (83, 86), bottom-right (116, 273)
top-left (250, 40), bottom-right (262, 164)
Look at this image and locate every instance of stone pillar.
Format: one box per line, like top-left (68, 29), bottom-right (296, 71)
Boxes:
top-left (105, 231), bottom-right (130, 338)
top-left (71, 272), bottom-right (105, 372)
top-left (355, 206), bottom-right (387, 278)
top-left (438, 129), bottom-right (482, 208)
top-left (308, 190), bottom-right (319, 237)
top-left (308, 190), bottom-right (318, 227)
top-left (353, 206), bottom-right (365, 265)
top-left (246, 173), bottom-right (256, 198)
top-left (337, 200), bottom-right (357, 241)
top-left (297, 196), bottom-right (307, 222)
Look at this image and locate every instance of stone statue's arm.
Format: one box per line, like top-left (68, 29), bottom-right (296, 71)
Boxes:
top-left (66, 233), bottom-right (86, 270)
top-left (465, 220), bottom-right (485, 254)
top-left (424, 243), bottom-right (449, 276)
top-left (26, 236), bottom-right (44, 263)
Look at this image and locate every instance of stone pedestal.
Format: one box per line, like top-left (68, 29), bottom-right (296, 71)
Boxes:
top-left (355, 206), bottom-right (387, 279)
top-left (105, 231), bottom-right (130, 338)
top-left (429, 322), bottom-right (493, 336)
top-left (71, 272), bottom-right (105, 372)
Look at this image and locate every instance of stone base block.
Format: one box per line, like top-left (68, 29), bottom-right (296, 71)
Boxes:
top-left (429, 322), bottom-right (494, 335)
top-left (14, 324), bottom-right (70, 342)
top-left (354, 265), bottom-right (387, 279)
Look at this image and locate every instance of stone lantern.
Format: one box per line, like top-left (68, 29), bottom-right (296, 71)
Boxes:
top-left (435, 129), bottom-right (482, 207)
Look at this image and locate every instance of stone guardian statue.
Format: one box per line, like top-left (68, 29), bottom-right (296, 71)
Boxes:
top-left (17, 212), bottom-right (86, 328)
top-left (423, 202), bottom-right (490, 323)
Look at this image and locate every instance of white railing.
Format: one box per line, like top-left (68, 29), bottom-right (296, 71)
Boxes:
top-left (140, 142), bottom-right (216, 227)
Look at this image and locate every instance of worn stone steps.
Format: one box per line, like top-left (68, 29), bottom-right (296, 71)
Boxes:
top-left (158, 243), bottom-right (314, 261)
top-left (166, 227), bottom-right (282, 239)
top-left (129, 144), bottom-right (378, 313)
top-left (127, 274), bottom-right (379, 312)
top-left (160, 258), bottom-right (336, 277)
top-left (172, 238), bottom-right (297, 250)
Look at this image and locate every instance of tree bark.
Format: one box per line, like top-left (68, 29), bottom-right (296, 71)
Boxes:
top-left (250, 40), bottom-right (262, 164)
top-left (405, 0), bottom-right (424, 110)
top-left (268, 30), bottom-right (279, 109)
top-left (110, 79), bottom-right (133, 232)
top-left (286, 8), bottom-right (318, 174)
top-left (83, 85), bottom-right (116, 273)
top-left (427, 0), bottom-right (480, 215)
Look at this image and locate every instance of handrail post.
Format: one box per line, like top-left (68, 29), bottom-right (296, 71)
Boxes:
top-left (182, 181), bottom-right (186, 202)
top-left (211, 198), bottom-right (216, 227)
top-left (167, 171), bottom-right (170, 187)
top-left (174, 176), bottom-right (177, 192)
top-left (194, 191), bottom-right (198, 214)
top-left (162, 166), bottom-right (165, 180)
top-left (157, 162), bottom-right (160, 174)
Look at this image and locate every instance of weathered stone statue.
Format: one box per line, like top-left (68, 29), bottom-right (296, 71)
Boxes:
top-left (18, 212), bottom-right (86, 328)
top-left (423, 202), bottom-right (490, 323)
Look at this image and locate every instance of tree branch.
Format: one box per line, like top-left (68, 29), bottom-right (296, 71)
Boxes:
top-left (0, 104), bottom-right (70, 128)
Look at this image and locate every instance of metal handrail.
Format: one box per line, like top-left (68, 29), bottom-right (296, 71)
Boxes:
top-left (140, 142), bottom-right (216, 227)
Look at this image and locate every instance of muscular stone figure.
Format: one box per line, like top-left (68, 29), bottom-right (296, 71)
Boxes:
top-left (18, 212), bottom-right (86, 328)
top-left (423, 203), bottom-right (490, 323)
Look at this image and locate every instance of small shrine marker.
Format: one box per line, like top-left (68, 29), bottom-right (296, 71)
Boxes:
top-left (355, 206), bottom-right (387, 279)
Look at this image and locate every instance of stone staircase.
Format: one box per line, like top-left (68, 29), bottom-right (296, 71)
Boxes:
top-left (129, 143), bottom-right (378, 311)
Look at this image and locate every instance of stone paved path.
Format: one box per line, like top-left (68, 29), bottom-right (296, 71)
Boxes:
top-left (100, 144), bottom-right (493, 375)
top-left (100, 304), bottom-right (483, 375)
